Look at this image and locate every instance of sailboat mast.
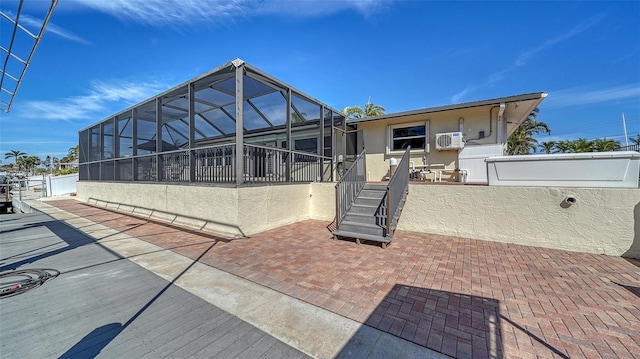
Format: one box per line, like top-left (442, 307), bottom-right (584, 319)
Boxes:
top-left (622, 113), bottom-right (629, 147)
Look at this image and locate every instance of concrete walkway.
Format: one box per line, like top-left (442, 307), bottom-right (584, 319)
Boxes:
top-left (36, 199), bottom-right (640, 359)
top-left (1, 212), bottom-right (308, 358)
top-left (16, 199), bottom-right (446, 359)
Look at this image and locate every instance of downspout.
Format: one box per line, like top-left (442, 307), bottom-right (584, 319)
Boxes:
top-left (466, 104), bottom-right (501, 141)
top-left (497, 103), bottom-right (506, 152)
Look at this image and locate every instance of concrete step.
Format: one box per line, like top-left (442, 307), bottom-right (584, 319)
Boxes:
top-left (338, 221), bottom-right (385, 237)
top-left (348, 203), bottom-right (378, 215)
top-left (343, 212), bottom-right (381, 226)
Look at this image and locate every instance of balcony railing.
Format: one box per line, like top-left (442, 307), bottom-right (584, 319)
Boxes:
top-left (195, 144), bottom-right (236, 183)
top-left (78, 143), bottom-right (331, 185)
top-left (616, 144), bottom-right (640, 152)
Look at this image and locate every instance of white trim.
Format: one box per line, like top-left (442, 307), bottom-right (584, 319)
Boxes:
top-left (386, 121), bottom-right (429, 155)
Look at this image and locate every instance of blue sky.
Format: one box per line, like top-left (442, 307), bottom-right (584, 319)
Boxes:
top-left (1, 0), bottom-right (639, 160)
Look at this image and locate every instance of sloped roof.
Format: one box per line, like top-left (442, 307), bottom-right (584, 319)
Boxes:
top-left (347, 92), bottom-right (547, 124)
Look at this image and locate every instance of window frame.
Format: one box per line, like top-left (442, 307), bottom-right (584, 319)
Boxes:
top-left (386, 121), bottom-right (429, 155)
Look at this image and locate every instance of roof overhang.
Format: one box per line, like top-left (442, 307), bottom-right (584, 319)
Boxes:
top-left (347, 92), bottom-right (548, 132)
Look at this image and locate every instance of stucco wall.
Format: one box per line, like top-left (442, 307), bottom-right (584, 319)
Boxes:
top-left (76, 182), bottom-right (640, 258)
top-left (77, 182), bottom-right (337, 237)
top-left (237, 184), bottom-right (312, 235)
top-left (399, 184), bottom-right (640, 258)
top-left (356, 105), bottom-right (504, 181)
top-left (310, 182), bottom-right (336, 221)
top-left (77, 182), bottom-right (240, 236)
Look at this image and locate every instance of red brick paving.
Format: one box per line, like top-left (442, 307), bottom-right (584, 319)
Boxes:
top-left (48, 200), bottom-right (640, 359)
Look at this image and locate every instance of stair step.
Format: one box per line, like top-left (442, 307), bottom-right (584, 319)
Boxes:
top-left (359, 189), bottom-right (386, 198)
top-left (354, 196), bottom-right (383, 206)
top-left (344, 212), bottom-right (380, 226)
top-left (338, 220), bottom-right (385, 237)
top-left (349, 204), bottom-right (378, 215)
top-left (364, 183), bottom-right (387, 191)
top-left (332, 230), bottom-right (390, 244)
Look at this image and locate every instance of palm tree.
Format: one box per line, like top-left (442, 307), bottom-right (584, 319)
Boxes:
top-left (507, 108), bottom-right (551, 155)
top-left (539, 141), bottom-right (556, 154)
top-left (4, 150), bottom-right (26, 165)
top-left (554, 140), bottom-right (573, 153)
top-left (344, 100), bottom-right (385, 119)
top-left (569, 138), bottom-right (592, 153)
top-left (629, 134), bottom-right (640, 145)
top-left (16, 156), bottom-right (40, 176)
top-left (44, 155), bottom-right (54, 173)
top-left (363, 102), bottom-right (385, 117)
top-left (589, 138), bottom-right (620, 152)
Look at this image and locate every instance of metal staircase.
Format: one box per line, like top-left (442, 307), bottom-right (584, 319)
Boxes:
top-left (333, 148), bottom-right (410, 248)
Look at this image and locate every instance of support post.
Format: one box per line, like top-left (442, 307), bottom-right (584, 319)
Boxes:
top-left (156, 98), bottom-right (162, 181)
top-left (320, 106), bottom-right (325, 182)
top-left (188, 82), bottom-right (196, 182)
top-left (234, 60), bottom-right (245, 185)
top-left (132, 108), bottom-right (138, 181)
top-left (286, 88), bottom-right (292, 182)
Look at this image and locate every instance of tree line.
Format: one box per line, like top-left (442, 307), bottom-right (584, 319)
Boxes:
top-left (2, 146), bottom-right (79, 176)
top-left (505, 108), bottom-right (633, 155)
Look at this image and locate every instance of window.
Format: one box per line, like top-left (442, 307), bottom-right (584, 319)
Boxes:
top-left (387, 121), bottom-right (429, 153)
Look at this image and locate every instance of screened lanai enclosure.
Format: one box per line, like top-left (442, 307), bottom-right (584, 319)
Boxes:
top-left (78, 59), bottom-right (347, 185)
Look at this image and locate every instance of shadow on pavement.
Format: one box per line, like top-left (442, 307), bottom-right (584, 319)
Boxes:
top-left (57, 240), bottom-right (218, 358)
top-left (0, 218), bottom-right (124, 272)
top-left (613, 281), bottom-right (640, 299)
top-left (338, 284), bottom-right (574, 359)
top-left (58, 323), bottom-right (123, 359)
top-left (338, 284), bottom-right (503, 358)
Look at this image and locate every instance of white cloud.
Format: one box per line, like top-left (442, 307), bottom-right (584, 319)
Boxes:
top-left (514, 14), bottom-right (605, 67)
top-left (5, 11), bottom-right (90, 44)
top-left (43, 22), bottom-right (91, 45)
top-left (543, 84), bottom-right (640, 110)
top-left (450, 85), bottom-right (476, 104)
top-left (19, 80), bottom-right (170, 121)
top-left (70, 0), bottom-right (394, 26)
top-left (450, 15), bottom-right (604, 103)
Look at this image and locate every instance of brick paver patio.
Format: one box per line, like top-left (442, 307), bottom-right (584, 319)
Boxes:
top-left (47, 200), bottom-right (640, 358)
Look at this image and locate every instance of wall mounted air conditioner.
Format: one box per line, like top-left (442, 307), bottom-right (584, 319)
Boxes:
top-left (435, 132), bottom-right (465, 150)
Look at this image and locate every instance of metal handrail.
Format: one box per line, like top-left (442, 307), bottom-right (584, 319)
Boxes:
top-left (616, 144), bottom-right (640, 152)
top-left (244, 143), bottom-right (331, 160)
top-left (383, 146), bottom-right (410, 239)
top-left (81, 142), bottom-right (331, 165)
top-left (334, 149), bottom-right (367, 227)
top-left (80, 141), bottom-right (331, 184)
top-left (243, 144), bottom-right (327, 183)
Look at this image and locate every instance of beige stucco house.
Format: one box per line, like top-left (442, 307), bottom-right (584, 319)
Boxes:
top-left (75, 59), bottom-right (639, 258)
top-left (343, 92), bottom-right (547, 183)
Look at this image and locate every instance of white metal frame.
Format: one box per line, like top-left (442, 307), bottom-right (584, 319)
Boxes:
top-left (0, 0), bottom-right (58, 112)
